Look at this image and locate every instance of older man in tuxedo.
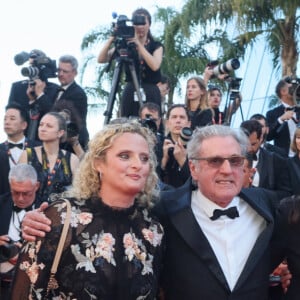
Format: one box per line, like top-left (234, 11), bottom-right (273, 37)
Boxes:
top-left (0, 164), bottom-right (39, 299)
top-left (155, 125), bottom-right (284, 300)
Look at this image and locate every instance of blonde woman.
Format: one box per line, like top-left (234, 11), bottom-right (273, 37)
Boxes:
top-left (12, 121), bottom-right (164, 299)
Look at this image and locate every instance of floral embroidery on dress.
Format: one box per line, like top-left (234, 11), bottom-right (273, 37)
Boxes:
top-left (123, 232), bottom-right (153, 275)
top-left (56, 202), bottom-right (93, 227)
top-left (19, 240), bottom-right (45, 297)
top-left (142, 224), bottom-right (163, 247)
top-left (71, 231), bottom-right (116, 273)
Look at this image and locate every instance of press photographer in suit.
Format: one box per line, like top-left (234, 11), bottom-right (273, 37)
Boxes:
top-left (8, 49), bottom-right (59, 140)
top-left (54, 55), bottom-right (89, 149)
top-left (266, 77), bottom-right (300, 157)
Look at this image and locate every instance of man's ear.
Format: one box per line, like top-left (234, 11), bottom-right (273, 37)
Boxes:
top-left (189, 159), bottom-right (198, 181)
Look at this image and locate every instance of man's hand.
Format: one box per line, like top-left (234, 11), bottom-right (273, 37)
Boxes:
top-left (0, 235), bottom-right (11, 246)
top-left (22, 202), bottom-right (51, 242)
top-left (173, 139), bottom-right (187, 168)
top-left (280, 109), bottom-right (294, 122)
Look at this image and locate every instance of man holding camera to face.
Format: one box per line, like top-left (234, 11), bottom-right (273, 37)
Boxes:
top-left (8, 49), bottom-right (60, 141)
top-left (266, 77), bottom-right (300, 157)
top-left (160, 104), bottom-right (192, 188)
top-left (0, 164), bottom-right (39, 299)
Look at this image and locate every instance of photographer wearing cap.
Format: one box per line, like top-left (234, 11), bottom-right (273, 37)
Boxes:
top-left (0, 164), bottom-right (39, 299)
top-left (266, 77), bottom-right (299, 157)
top-left (160, 104), bottom-right (192, 188)
top-left (98, 8), bottom-right (163, 118)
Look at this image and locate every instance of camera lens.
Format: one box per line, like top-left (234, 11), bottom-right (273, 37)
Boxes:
top-left (180, 127), bottom-right (193, 146)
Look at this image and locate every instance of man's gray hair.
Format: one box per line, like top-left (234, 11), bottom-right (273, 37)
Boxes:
top-left (59, 54), bottom-right (78, 71)
top-left (187, 125), bottom-right (249, 160)
top-left (9, 163), bottom-right (38, 184)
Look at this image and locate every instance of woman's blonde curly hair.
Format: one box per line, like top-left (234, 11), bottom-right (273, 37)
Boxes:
top-left (70, 120), bottom-right (159, 208)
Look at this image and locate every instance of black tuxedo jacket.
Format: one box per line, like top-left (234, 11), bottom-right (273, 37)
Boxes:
top-left (8, 79), bottom-right (59, 115)
top-left (256, 147), bottom-right (292, 200)
top-left (287, 155), bottom-right (300, 195)
top-left (0, 150), bottom-right (10, 196)
top-left (266, 105), bottom-right (297, 155)
top-left (0, 193), bottom-right (14, 235)
top-left (55, 81), bottom-right (89, 147)
top-left (154, 179), bottom-right (276, 300)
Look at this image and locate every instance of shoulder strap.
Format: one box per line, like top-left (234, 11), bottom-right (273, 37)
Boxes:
top-left (46, 198), bottom-right (72, 293)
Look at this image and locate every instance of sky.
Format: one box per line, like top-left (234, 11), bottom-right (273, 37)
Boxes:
top-left (0, 0), bottom-right (184, 140)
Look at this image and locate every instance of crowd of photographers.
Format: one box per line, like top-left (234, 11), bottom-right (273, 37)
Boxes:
top-left (1, 5), bottom-right (300, 300)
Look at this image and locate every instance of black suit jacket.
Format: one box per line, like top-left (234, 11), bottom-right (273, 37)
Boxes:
top-left (154, 179), bottom-right (276, 300)
top-left (0, 193), bottom-right (14, 236)
top-left (266, 105), bottom-right (297, 155)
top-left (55, 81), bottom-right (89, 148)
top-left (287, 155), bottom-right (300, 195)
top-left (8, 79), bottom-right (59, 115)
top-left (0, 151), bottom-right (10, 196)
top-left (256, 147), bottom-right (292, 200)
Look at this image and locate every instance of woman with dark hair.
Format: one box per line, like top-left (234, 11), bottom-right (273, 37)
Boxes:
top-left (191, 85), bottom-right (225, 128)
top-left (98, 7), bottom-right (163, 118)
top-left (18, 112), bottom-right (79, 207)
top-left (184, 76), bottom-right (208, 129)
top-left (271, 195), bottom-right (300, 299)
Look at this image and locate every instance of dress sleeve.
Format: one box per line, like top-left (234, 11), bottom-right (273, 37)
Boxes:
top-left (10, 199), bottom-right (71, 299)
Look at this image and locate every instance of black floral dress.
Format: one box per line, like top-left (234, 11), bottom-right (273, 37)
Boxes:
top-left (11, 197), bottom-right (165, 300)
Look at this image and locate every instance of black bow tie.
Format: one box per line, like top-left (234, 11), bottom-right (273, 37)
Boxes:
top-left (12, 205), bottom-right (32, 213)
top-left (210, 206), bottom-right (239, 221)
top-left (8, 142), bottom-right (23, 149)
top-left (58, 87), bottom-right (65, 92)
top-left (252, 153), bottom-right (258, 161)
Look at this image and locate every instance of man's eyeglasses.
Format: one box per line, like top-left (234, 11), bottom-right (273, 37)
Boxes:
top-left (191, 155), bottom-right (245, 168)
top-left (11, 190), bottom-right (35, 198)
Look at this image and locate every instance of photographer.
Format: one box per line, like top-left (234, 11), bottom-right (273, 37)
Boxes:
top-left (0, 164), bottom-right (39, 299)
top-left (138, 102), bottom-right (164, 177)
top-left (8, 49), bottom-right (59, 140)
top-left (160, 104), bottom-right (191, 188)
top-left (51, 99), bottom-right (85, 160)
top-left (98, 8), bottom-right (163, 118)
top-left (266, 77), bottom-right (300, 157)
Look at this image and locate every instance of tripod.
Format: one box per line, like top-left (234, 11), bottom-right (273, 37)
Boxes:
top-left (103, 49), bottom-right (143, 125)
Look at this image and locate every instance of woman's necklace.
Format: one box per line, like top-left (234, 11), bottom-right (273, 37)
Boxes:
top-left (41, 147), bottom-right (63, 186)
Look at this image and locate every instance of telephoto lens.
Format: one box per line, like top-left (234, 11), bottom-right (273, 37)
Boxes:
top-left (180, 127), bottom-right (193, 146)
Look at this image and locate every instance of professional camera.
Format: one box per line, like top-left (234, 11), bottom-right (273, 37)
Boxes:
top-left (112, 13), bottom-right (146, 39)
top-left (208, 58), bottom-right (240, 78)
top-left (66, 122), bottom-right (80, 138)
top-left (14, 51), bottom-right (57, 82)
top-left (227, 77), bottom-right (242, 101)
top-left (168, 127), bottom-right (193, 157)
top-left (0, 239), bottom-right (19, 263)
top-left (285, 76), bottom-right (300, 101)
top-left (139, 114), bottom-right (158, 134)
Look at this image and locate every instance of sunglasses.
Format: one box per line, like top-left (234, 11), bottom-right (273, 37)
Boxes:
top-left (191, 155), bottom-right (245, 168)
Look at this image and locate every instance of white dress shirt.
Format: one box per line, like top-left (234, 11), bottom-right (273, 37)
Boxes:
top-left (191, 189), bottom-right (266, 290)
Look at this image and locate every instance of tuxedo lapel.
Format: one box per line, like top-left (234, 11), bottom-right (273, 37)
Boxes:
top-left (167, 187), bottom-right (230, 291)
top-left (234, 189), bottom-right (274, 290)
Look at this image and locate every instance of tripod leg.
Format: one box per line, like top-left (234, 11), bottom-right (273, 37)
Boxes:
top-left (103, 60), bottom-right (123, 125)
top-left (127, 62), bottom-right (143, 108)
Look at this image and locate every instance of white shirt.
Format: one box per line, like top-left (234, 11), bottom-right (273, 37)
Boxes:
top-left (7, 137), bottom-right (26, 167)
top-left (279, 102), bottom-right (297, 157)
top-left (191, 189), bottom-right (266, 290)
top-left (252, 148), bottom-right (260, 187)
